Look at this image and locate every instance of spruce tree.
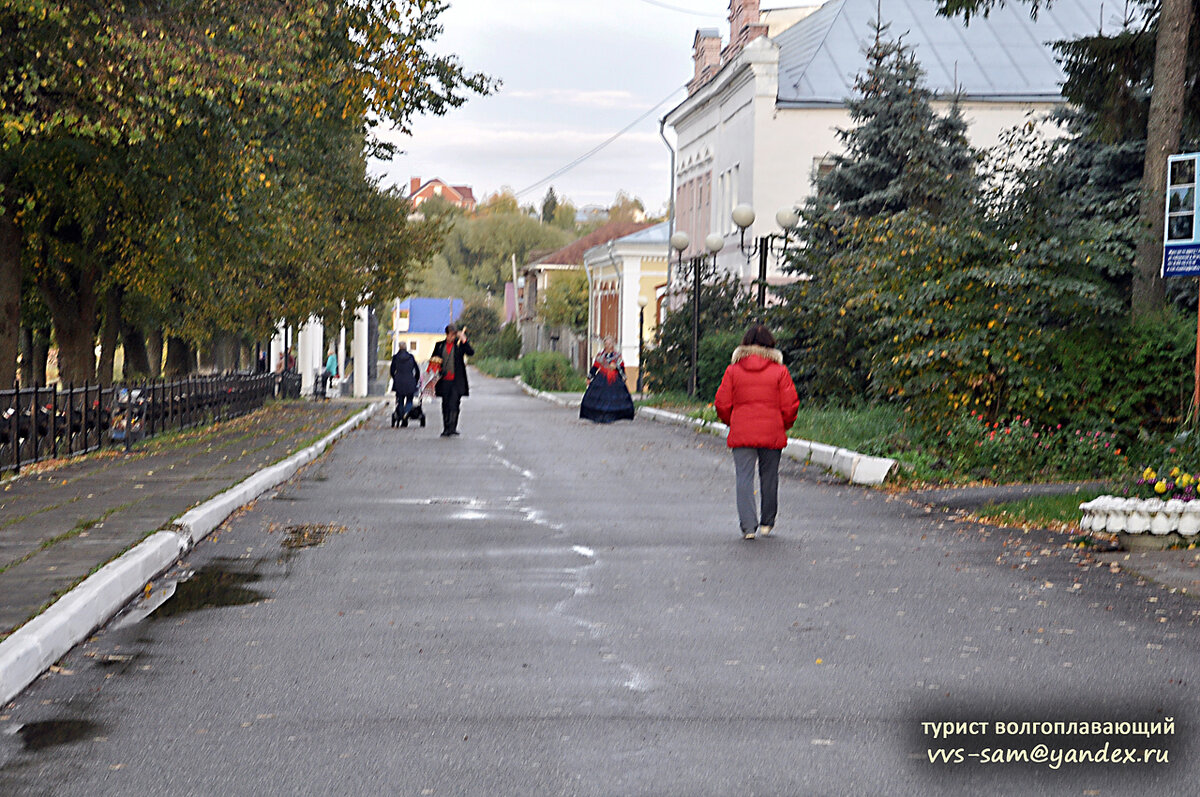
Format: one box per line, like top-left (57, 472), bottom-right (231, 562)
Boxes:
top-left (775, 19), bottom-right (979, 401)
top-left (816, 20), bottom-right (977, 220)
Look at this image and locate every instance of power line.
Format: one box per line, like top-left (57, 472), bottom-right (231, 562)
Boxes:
top-left (514, 85), bottom-right (686, 199)
top-left (634, 0), bottom-right (724, 18)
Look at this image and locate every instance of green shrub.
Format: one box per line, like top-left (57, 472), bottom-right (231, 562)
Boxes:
top-left (473, 357), bottom-right (521, 379)
top-left (457, 302), bottom-right (501, 342)
top-left (696, 329), bottom-right (744, 401)
top-left (1050, 311), bottom-right (1194, 436)
top-left (520, 351), bottom-right (585, 391)
top-left (475, 322), bottom-right (521, 360)
top-left (643, 272), bottom-right (754, 395)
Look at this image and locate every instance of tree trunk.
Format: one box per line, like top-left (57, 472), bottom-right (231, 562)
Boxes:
top-left (164, 336), bottom-right (195, 377)
top-left (121, 322), bottom-right (152, 378)
top-left (33, 334), bottom-right (49, 386)
top-left (147, 327), bottom-right (163, 377)
top-left (38, 266), bottom-right (99, 386)
top-left (1132, 0), bottom-right (1195, 317)
top-left (211, 333), bottom-right (240, 373)
top-left (97, 286), bottom-right (122, 387)
top-left (0, 212), bottom-right (20, 389)
top-left (18, 326), bottom-right (32, 387)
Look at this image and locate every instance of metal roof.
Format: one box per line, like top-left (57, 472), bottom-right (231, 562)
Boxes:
top-left (397, 298), bottom-right (463, 334)
top-left (775, 0), bottom-right (1114, 105)
top-left (615, 221), bottom-right (670, 246)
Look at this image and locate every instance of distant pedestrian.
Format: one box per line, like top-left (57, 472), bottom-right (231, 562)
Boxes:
top-left (389, 345), bottom-right (421, 427)
top-left (325, 346), bottom-right (338, 379)
top-left (432, 324), bottom-right (474, 437)
top-left (714, 323), bottom-right (799, 540)
top-left (323, 346), bottom-right (338, 398)
top-left (580, 336), bottom-right (635, 423)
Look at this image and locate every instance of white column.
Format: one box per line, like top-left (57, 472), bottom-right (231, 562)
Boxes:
top-left (269, 322), bottom-right (285, 372)
top-left (353, 306), bottom-right (369, 398)
top-left (338, 326), bottom-right (346, 380)
top-left (620, 256), bottom-right (642, 369)
top-left (298, 320), bottom-right (314, 395)
top-left (312, 319), bottom-right (325, 387)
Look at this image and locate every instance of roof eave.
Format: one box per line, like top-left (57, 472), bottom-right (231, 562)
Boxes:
top-left (775, 93), bottom-right (1066, 109)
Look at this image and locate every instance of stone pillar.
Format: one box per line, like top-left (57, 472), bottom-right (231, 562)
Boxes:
top-left (338, 325), bottom-right (346, 381)
top-left (298, 320), bottom-right (314, 396)
top-left (270, 323), bottom-right (285, 373)
top-left (367, 307), bottom-right (379, 392)
top-left (353, 306), bottom-right (369, 398)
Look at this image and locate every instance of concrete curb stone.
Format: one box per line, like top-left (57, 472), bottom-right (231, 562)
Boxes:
top-left (514, 379), bottom-right (895, 486)
top-left (0, 401), bottom-right (383, 706)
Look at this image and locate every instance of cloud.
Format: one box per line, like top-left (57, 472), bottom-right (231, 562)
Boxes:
top-left (503, 89), bottom-right (642, 109)
top-left (383, 123), bottom-right (659, 151)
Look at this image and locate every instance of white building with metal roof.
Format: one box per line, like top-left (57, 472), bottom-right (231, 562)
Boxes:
top-left (664, 0), bottom-right (1112, 290)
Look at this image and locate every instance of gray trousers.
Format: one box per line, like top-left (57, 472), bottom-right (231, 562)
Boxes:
top-left (733, 447), bottom-right (781, 533)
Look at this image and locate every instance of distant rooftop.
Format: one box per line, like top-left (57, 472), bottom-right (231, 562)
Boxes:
top-left (613, 221), bottom-right (670, 246)
top-left (532, 220), bottom-right (657, 267)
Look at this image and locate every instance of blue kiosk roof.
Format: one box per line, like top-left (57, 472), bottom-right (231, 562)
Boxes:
top-left (399, 298), bottom-right (463, 334)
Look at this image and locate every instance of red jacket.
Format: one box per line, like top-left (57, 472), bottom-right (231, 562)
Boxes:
top-left (714, 346), bottom-right (800, 450)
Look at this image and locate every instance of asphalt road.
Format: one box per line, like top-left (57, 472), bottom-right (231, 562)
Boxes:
top-left (2, 375), bottom-right (1198, 796)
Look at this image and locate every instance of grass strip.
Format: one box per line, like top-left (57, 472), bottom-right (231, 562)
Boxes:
top-left (972, 491), bottom-right (1110, 533)
top-left (0, 501), bottom-right (139, 575)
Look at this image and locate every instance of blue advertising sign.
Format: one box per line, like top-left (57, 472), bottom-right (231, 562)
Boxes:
top-left (1163, 152), bottom-right (1200, 278)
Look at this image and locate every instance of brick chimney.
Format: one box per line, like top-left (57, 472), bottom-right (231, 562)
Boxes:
top-left (409, 177), bottom-right (422, 196)
top-left (688, 29), bottom-right (722, 95)
top-left (723, 0), bottom-right (768, 62)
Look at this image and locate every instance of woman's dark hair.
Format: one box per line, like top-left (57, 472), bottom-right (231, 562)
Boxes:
top-left (742, 323), bottom-right (776, 348)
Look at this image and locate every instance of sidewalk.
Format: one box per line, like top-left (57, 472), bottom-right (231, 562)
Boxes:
top-left (0, 400), bottom-right (366, 640)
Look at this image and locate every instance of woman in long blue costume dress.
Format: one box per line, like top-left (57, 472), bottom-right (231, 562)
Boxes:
top-left (580, 336), bottom-right (636, 423)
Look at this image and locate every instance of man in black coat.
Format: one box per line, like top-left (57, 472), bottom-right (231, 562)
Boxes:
top-left (389, 345), bottom-right (421, 427)
top-left (431, 323), bottom-right (474, 437)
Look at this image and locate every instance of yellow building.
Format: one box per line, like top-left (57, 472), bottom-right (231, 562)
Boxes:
top-left (390, 297), bottom-right (463, 367)
top-left (582, 221), bottom-right (669, 391)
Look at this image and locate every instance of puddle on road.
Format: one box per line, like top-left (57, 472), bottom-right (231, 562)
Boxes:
top-left (280, 523), bottom-right (346, 550)
top-left (150, 559), bottom-right (266, 619)
top-left (16, 720), bottom-right (101, 752)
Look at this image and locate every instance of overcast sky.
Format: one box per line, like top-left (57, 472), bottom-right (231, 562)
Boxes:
top-left (370, 0), bottom-right (737, 213)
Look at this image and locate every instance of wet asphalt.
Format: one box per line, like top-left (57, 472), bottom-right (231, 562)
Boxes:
top-left (2, 375), bottom-right (1199, 796)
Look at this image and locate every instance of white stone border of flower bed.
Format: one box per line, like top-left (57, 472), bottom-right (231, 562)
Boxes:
top-left (1079, 495), bottom-right (1200, 537)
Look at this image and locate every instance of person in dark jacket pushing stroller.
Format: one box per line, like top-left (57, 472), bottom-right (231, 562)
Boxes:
top-left (389, 345), bottom-right (422, 427)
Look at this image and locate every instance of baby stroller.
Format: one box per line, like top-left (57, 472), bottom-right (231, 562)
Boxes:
top-left (390, 356), bottom-right (441, 428)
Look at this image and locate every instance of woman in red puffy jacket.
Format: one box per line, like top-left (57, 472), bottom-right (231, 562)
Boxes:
top-left (714, 324), bottom-right (799, 540)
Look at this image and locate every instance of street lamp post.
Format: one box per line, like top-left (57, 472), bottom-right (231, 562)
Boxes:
top-left (636, 295), bottom-right (649, 395)
top-left (670, 232), bottom-right (692, 393)
top-left (671, 232), bottom-right (725, 397)
top-left (732, 204), bottom-right (800, 309)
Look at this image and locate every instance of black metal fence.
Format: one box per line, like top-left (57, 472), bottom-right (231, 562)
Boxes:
top-left (0, 372), bottom-right (285, 474)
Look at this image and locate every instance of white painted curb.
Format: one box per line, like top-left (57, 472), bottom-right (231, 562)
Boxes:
top-left (635, 405), bottom-right (895, 487)
top-left (513, 376), bottom-right (574, 408)
top-left (0, 401), bottom-right (382, 706)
